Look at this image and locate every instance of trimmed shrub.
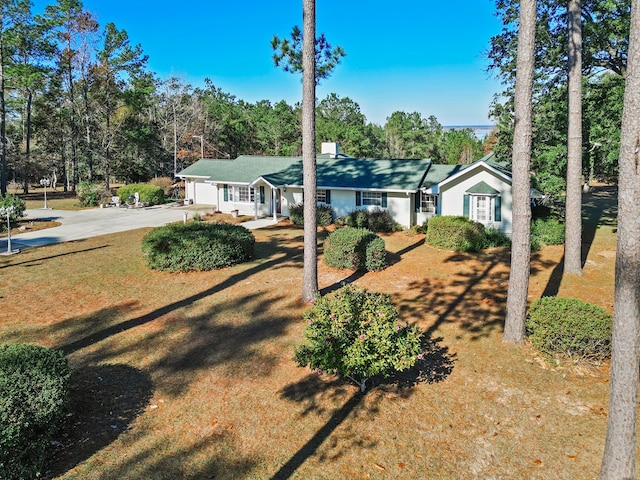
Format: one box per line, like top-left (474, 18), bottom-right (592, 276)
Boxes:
top-left (294, 284), bottom-right (423, 392)
top-left (342, 208), bottom-right (394, 233)
top-left (526, 297), bottom-right (612, 363)
top-left (288, 202), bottom-right (335, 227)
top-left (76, 181), bottom-right (111, 207)
top-left (0, 344), bottom-right (71, 480)
top-left (424, 216), bottom-right (486, 252)
top-left (142, 222), bottom-right (255, 272)
top-left (531, 217), bottom-right (565, 250)
top-left (117, 183), bottom-right (165, 206)
top-left (0, 194), bottom-right (26, 227)
top-left (323, 227), bottom-right (387, 271)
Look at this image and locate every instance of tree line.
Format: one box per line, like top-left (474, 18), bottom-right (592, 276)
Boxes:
top-left (0, 0), bottom-right (486, 196)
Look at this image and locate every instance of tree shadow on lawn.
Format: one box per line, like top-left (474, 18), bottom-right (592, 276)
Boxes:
top-left (46, 363), bottom-right (154, 478)
top-left (541, 185), bottom-right (618, 298)
top-left (396, 249), bottom-right (558, 340)
top-left (54, 233), bottom-right (304, 358)
top-left (272, 336), bottom-right (455, 479)
top-left (0, 244), bottom-right (110, 270)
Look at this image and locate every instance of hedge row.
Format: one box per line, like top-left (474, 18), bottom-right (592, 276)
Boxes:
top-left (142, 222), bottom-right (255, 272)
top-left (0, 344), bottom-right (71, 480)
top-left (117, 184), bottom-right (165, 206)
top-left (323, 227), bottom-right (387, 272)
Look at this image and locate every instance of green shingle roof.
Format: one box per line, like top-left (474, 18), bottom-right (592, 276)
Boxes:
top-left (178, 151), bottom-right (510, 193)
top-left (178, 156), bottom-right (302, 183)
top-left (261, 157), bottom-right (433, 191)
top-left (466, 180), bottom-right (500, 195)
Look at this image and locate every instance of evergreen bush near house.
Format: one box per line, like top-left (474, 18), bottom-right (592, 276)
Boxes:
top-left (288, 202), bottom-right (335, 226)
top-left (0, 344), bottom-right (71, 480)
top-left (317, 205), bottom-right (335, 227)
top-left (76, 181), bottom-right (111, 207)
top-left (530, 216), bottom-right (565, 250)
top-left (323, 227), bottom-right (387, 271)
top-left (294, 284), bottom-right (423, 392)
top-left (0, 194), bottom-right (26, 226)
top-left (424, 216), bottom-right (486, 252)
top-left (289, 202), bottom-right (304, 225)
top-left (526, 297), bottom-right (612, 364)
top-left (341, 208), bottom-right (395, 233)
top-left (142, 222), bottom-right (255, 272)
top-left (117, 183), bottom-right (165, 206)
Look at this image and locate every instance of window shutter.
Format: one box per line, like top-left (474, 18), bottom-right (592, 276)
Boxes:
top-left (463, 194), bottom-right (470, 217)
top-left (494, 195), bottom-right (501, 221)
top-left (325, 190), bottom-right (331, 205)
top-left (259, 186), bottom-right (265, 204)
top-left (223, 184), bottom-right (228, 202)
top-left (382, 192), bottom-right (388, 208)
top-left (415, 193), bottom-right (421, 213)
top-left (355, 191), bottom-right (361, 206)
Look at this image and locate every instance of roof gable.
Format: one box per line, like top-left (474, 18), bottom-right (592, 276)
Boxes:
top-left (466, 180), bottom-right (500, 195)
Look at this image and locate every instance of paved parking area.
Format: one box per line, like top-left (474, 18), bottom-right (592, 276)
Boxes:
top-left (0, 205), bottom-right (284, 252)
top-left (0, 205), bottom-right (195, 251)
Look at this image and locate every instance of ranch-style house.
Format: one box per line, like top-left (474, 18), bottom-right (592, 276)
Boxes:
top-left (177, 143), bottom-right (514, 235)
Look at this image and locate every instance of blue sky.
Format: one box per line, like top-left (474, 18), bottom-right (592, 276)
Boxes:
top-left (35, 1), bottom-right (504, 126)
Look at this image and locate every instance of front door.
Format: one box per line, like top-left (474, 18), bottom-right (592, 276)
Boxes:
top-left (276, 189), bottom-right (282, 214)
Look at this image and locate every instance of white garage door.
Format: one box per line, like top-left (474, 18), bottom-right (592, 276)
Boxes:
top-left (193, 181), bottom-right (217, 206)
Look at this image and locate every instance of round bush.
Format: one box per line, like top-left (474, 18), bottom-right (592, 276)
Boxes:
top-left (424, 216), bottom-right (486, 252)
top-left (323, 227), bottom-right (387, 272)
top-left (0, 344), bottom-right (71, 480)
top-left (117, 183), bottom-right (165, 206)
top-left (294, 284), bottom-right (423, 391)
top-left (526, 296), bottom-right (612, 363)
top-left (142, 222), bottom-right (255, 272)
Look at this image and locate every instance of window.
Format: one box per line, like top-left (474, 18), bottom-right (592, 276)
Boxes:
top-left (316, 189), bottom-right (331, 205)
top-left (229, 186), bottom-right (255, 203)
top-left (471, 195), bottom-right (492, 222)
top-left (362, 191), bottom-right (383, 206)
top-left (420, 193), bottom-right (438, 213)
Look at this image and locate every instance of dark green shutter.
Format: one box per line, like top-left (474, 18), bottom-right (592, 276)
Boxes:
top-left (259, 186), bottom-right (265, 204)
top-left (381, 192), bottom-right (387, 208)
top-left (463, 194), bottom-right (470, 217)
top-left (355, 191), bottom-right (361, 206)
top-left (325, 190), bottom-right (331, 204)
top-left (223, 184), bottom-right (228, 202)
top-left (494, 196), bottom-right (501, 221)
top-left (415, 193), bottom-right (421, 213)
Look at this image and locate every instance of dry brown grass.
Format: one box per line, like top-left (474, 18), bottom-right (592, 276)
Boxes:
top-left (0, 186), bottom-right (624, 479)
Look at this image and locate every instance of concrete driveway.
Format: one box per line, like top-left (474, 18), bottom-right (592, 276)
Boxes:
top-left (0, 205), bottom-right (196, 251)
top-left (0, 205), bottom-right (284, 252)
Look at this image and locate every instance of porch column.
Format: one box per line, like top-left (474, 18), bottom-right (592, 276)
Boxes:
top-left (272, 188), bottom-right (277, 220)
top-left (254, 191), bottom-right (258, 220)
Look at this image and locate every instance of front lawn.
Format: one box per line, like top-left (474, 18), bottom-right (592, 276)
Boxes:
top-left (0, 186), bottom-right (621, 479)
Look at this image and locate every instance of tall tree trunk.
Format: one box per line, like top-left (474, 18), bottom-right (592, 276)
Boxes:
top-left (0, 41), bottom-right (6, 196)
top-left (301, 0), bottom-right (318, 302)
top-left (66, 59), bottom-right (79, 192)
top-left (503, 0), bottom-right (537, 344)
top-left (599, 1), bottom-right (640, 477)
top-left (565, 0), bottom-right (583, 275)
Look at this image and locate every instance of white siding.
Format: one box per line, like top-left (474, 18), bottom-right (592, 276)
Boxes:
top-left (440, 166), bottom-right (513, 235)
